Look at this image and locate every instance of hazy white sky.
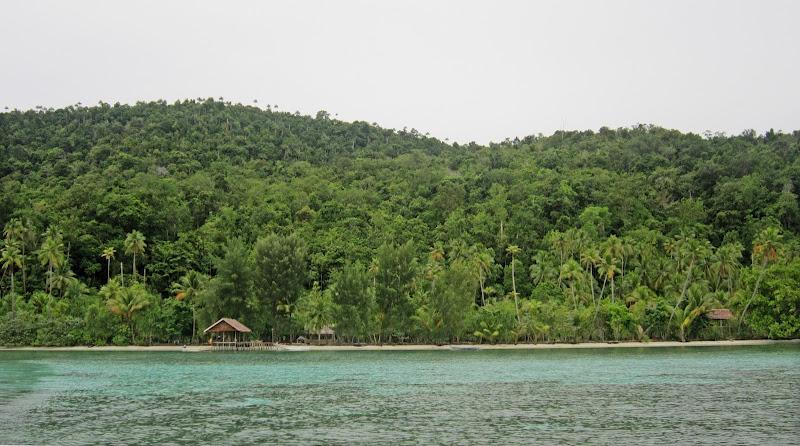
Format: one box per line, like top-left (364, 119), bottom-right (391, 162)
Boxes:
top-left (1, 0), bottom-right (798, 143)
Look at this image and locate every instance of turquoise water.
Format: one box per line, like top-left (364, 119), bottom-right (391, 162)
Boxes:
top-left (1, 345), bottom-right (798, 445)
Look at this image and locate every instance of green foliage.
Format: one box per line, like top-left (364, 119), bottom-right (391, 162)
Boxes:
top-left (0, 101), bottom-right (798, 345)
top-left (251, 233), bottom-right (308, 335)
top-left (330, 262), bottom-right (376, 341)
top-left (742, 260), bottom-right (800, 339)
top-left (293, 283), bottom-right (337, 338)
top-left (196, 238), bottom-right (253, 329)
top-left (374, 241), bottom-right (418, 341)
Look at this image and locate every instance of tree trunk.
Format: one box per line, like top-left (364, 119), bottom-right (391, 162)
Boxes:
top-left (479, 273), bottom-right (486, 306)
top-left (191, 306), bottom-right (196, 344)
top-left (511, 257), bottom-right (520, 323)
top-left (599, 271), bottom-right (607, 297)
top-left (571, 285), bottom-right (578, 311)
top-left (21, 246), bottom-right (26, 294)
top-left (610, 276), bottom-right (615, 303)
top-left (740, 258), bottom-right (769, 328)
top-left (669, 259), bottom-right (694, 325)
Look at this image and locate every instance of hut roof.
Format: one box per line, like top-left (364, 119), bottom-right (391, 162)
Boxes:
top-left (204, 318), bottom-right (252, 334)
top-left (317, 325), bottom-right (335, 335)
top-left (706, 309), bottom-right (734, 320)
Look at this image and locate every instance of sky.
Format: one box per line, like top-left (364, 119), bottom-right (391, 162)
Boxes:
top-left (1, 0), bottom-right (798, 143)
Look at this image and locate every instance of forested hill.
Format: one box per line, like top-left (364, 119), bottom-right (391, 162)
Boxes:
top-left (1, 99), bottom-right (799, 345)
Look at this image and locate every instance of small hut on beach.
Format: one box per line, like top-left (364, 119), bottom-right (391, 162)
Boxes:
top-left (706, 308), bottom-right (734, 338)
top-left (204, 318), bottom-right (252, 347)
top-left (315, 326), bottom-right (336, 344)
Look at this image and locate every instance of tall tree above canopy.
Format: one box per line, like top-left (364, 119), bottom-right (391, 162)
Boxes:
top-left (124, 230), bottom-right (146, 277)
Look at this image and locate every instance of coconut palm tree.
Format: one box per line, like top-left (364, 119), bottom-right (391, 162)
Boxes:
top-left (100, 247), bottom-right (116, 283)
top-left (709, 242), bottom-right (743, 294)
top-left (51, 268), bottom-right (77, 297)
top-left (3, 218), bottom-right (33, 294)
top-left (102, 282), bottom-right (150, 343)
top-left (473, 249), bottom-right (494, 306)
top-left (1, 242), bottom-right (23, 308)
top-left (426, 244), bottom-right (445, 295)
top-left (530, 251), bottom-right (558, 286)
top-left (506, 244), bottom-right (521, 323)
top-left (668, 234), bottom-right (711, 325)
top-left (171, 271), bottom-right (207, 343)
top-left (602, 235), bottom-right (626, 278)
top-left (124, 230), bottom-right (147, 277)
top-left (675, 285), bottom-right (719, 342)
top-left (740, 227), bottom-right (782, 325)
top-left (580, 248), bottom-right (601, 309)
top-left (31, 291), bottom-right (55, 316)
top-left (597, 257), bottom-right (620, 302)
top-left (559, 258), bottom-right (583, 310)
top-left (37, 230), bottom-right (65, 296)
top-left (368, 258), bottom-right (379, 290)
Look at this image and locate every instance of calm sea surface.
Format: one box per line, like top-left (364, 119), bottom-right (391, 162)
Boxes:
top-left (0, 345), bottom-right (798, 445)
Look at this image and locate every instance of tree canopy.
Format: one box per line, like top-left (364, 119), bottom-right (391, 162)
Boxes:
top-left (1, 99), bottom-right (799, 345)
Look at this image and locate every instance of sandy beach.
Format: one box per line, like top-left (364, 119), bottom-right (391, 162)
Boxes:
top-left (1, 339), bottom-right (797, 353)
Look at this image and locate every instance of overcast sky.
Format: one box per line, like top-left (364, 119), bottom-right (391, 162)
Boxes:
top-left (1, 0), bottom-right (798, 143)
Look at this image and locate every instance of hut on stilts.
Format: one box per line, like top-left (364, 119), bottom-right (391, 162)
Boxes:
top-left (706, 308), bottom-right (734, 339)
top-left (204, 318), bottom-right (279, 351)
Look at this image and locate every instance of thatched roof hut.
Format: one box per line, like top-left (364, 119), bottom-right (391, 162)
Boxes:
top-left (706, 309), bottom-right (734, 320)
top-left (317, 326), bottom-right (335, 336)
top-left (204, 318), bottom-right (252, 334)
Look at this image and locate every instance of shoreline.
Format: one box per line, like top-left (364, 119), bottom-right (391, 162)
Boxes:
top-left (1, 339), bottom-right (797, 353)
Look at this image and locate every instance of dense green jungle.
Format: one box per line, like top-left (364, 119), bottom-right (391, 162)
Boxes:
top-left (1, 99), bottom-right (798, 345)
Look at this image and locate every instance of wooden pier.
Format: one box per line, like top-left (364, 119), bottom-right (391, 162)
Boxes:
top-left (204, 318), bottom-right (285, 351)
top-left (211, 340), bottom-right (285, 351)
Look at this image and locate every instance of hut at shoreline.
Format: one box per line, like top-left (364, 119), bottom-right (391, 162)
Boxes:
top-left (204, 318), bottom-right (272, 351)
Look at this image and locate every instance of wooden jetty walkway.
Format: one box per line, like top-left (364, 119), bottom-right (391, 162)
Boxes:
top-left (211, 340), bottom-right (286, 351)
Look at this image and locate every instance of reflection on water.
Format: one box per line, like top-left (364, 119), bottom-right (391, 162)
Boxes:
top-left (1, 345), bottom-right (798, 445)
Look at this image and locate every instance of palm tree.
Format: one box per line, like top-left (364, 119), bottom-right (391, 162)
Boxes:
top-left (1, 242), bottom-right (23, 310)
top-left (506, 244), bottom-right (521, 323)
top-left (559, 258), bottom-right (583, 310)
top-left (3, 218), bottom-right (32, 294)
top-left (171, 271), bottom-right (207, 343)
top-left (530, 251), bottom-right (558, 286)
top-left (580, 248), bottom-right (601, 310)
top-left (709, 242), bottom-right (742, 294)
top-left (740, 227), bottom-right (782, 325)
top-left (602, 235), bottom-right (626, 278)
top-left (124, 230), bottom-right (147, 276)
top-left (102, 282), bottom-right (150, 343)
top-left (368, 258), bottom-right (379, 290)
top-left (51, 268), bottom-right (77, 297)
top-left (668, 235), bottom-right (711, 325)
top-left (598, 257), bottom-right (620, 302)
top-left (296, 284), bottom-right (337, 341)
top-left (676, 285), bottom-right (719, 342)
top-left (38, 230), bottom-right (65, 296)
top-left (545, 231), bottom-right (567, 279)
top-left (100, 247), bottom-right (116, 283)
top-left (426, 244), bottom-right (445, 294)
top-left (473, 249), bottom-right (494, 306)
